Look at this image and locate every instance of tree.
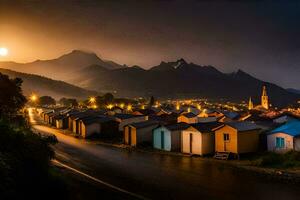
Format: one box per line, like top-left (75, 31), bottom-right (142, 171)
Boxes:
top-left (103, 93), bottom-right (114, 104)
top-left (38, 96), bottom-right (56, 106)
top-left (59, 97), bottom-right (78, 107)
top-left (0, 73), bottom-right (26, 118)
top-left (149, 96), bottom-right (155, 107)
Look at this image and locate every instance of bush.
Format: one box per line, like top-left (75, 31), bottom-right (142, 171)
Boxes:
top-left (0, 120), bottom-right (65, 199)
top-left (253, 151), bottom-right (300, 168)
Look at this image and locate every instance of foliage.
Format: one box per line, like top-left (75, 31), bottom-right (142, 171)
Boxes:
top-left (103, 93), bottom-right (114, 104)
top-left (38, 96), bottom-right (56, 106)
top-left (0, 119), bottom-right (66, 199)
top-left (252, 151), bottom-right (300, 168)
top-left (0, 73), bottom-right (27, 118)
top-left (59, 97), bottom-right (78, 107)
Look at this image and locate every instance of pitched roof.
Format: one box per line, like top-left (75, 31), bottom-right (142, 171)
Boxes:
top-left (164, 122), bottom-right (190, 131)
top-left (182, 112), bottom-right (197, 118)
top-left (127, 120), bottom-right (159, 129)
top-left (269, 120), bottom-right (300, 137)
top-left (190, 122), bottom-right (223, 132)
top-left (114, 113), bottom-right (144, 120)
top-left (226, 121), bottom-right (260, 132)
top-left (222, 111), bottom-right (240, 119)
top-left (81, 116), bottom-right (116, 125)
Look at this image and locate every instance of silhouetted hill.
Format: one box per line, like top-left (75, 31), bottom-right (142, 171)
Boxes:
top-left (287, 88), bottom-right (300, 95)
top-left (71, 60), bottom-right (300, 107)
top-left (0, 68), bottom-right (97, 99)
top-left (0, 50), bottom-right (125, 80)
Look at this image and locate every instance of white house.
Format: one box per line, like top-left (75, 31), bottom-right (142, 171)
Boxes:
top-left (153, 122), bottom-right (190, 151)
top-left (267, 120), bottom-right (300, 153)
top-left (182, 122), bottom-right (223, 155)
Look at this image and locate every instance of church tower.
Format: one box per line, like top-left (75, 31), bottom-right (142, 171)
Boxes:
top-left (261, 86), bottom-right (269, 110)
top-left (248, 97), bottom-right (254, 110)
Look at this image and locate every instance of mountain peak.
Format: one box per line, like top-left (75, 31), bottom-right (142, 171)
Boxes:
top-left (62, 49), bottom-right (100, 60)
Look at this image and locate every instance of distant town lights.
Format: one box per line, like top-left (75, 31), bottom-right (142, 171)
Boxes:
top-left (107, 104), bottom-right (114, 109)
top-left (89, 97), bottom-right (96, 104)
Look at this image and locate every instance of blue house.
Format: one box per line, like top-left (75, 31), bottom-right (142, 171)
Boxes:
top-left (267, 120), bottom-right (300, 153)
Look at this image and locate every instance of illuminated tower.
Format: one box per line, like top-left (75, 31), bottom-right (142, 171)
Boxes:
top-left (248, 97), bottom-right (254, 110)
top-left (261, 86), bottom-right (269, 110)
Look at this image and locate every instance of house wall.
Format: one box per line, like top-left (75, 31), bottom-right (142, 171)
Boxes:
top-left (68, 117), bottom-right (73, 130)
top-left (124, 126), bottom-right (130, 145)
top-left (202, 132), bottom-right (215, 155)
top-left (170, 130), bottom-right (181, 151)
top-left (56, 119), bottom-right (63, 129)
top-left (237, 130), bottom-right (260, 154)
top-left (295, 137), bottom-right (300, 151)
top-left (267, 132), bottom-right (294, 153)
top-left (136, 125), bottom-right (157, 146)
top-left (182, 129), bottom-right (202, 155)
top-left (81, 123), bottom-right (100, 138)
top-left (177, 116), bottom-right (198, 124)
top-left (72, 120), bottom-right (77, 133)
top-left (153, 127), bottom-right (171, 151)
top-left (215, 125), bottom-right (238, 153)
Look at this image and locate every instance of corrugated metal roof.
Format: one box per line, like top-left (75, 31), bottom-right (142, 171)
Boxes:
top-left (182, 112), bottom-right (197, 118)
top-left (270, 120), bottom-right (300, 137)
top-left (127, 120), bottom-right (159, 129)
top-left (226, 121), bottom-right (260, 132)
top-left (191, 122), bottom-right (223, 132)
top-left (164, 122), bottom-right (190, 131)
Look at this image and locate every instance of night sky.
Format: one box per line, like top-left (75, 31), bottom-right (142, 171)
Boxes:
top-left (1, 0), bottom-right (300, 89)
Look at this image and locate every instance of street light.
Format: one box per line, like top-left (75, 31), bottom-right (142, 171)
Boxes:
top-left (89, 97), bottom-right (96, 104)
top-left (30, 94), bottom-right (37, 102)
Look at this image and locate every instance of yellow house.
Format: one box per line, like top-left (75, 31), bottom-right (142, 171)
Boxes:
top-left (214, 121), bottom-right (260, 154)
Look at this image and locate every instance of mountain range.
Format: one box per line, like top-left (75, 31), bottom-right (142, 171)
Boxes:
top-left (0, 50), bottom-right (299, 106)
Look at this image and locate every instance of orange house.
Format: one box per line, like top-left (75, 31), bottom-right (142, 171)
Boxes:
top-left (214, 121), bottom-right (260, 154)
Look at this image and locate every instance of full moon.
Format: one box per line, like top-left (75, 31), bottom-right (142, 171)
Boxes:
top-left (0, 47), bottom-right (8, 56)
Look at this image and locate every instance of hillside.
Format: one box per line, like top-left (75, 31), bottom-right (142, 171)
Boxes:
top-left (0, 50), bottom-right (125, 80)
top-left (70, 59), bottom-right (300, 107)
top-left (0, 68), bottom-right (97, 99)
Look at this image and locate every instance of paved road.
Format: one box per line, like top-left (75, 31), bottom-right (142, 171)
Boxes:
top-left (29, 109), bottom-right (300, 200)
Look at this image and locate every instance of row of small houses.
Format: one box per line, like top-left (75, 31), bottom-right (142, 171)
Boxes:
top-left (38, 107), bottom-right (300, 158)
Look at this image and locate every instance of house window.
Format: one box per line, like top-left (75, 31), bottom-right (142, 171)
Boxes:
top-left (275, 137), bottom-right (285, 149)
top-left (223, 133), bottom-right (230, 141)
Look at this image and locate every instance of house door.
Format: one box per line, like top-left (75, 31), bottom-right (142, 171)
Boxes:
top-left (223, 133), bottom-right (230, 152)
top-left (189, 133), bottom-right (193, 153)
top-left (128, 127), bottom-right (132, 145)
top-left (161, 131), bottom-right (164, 150)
